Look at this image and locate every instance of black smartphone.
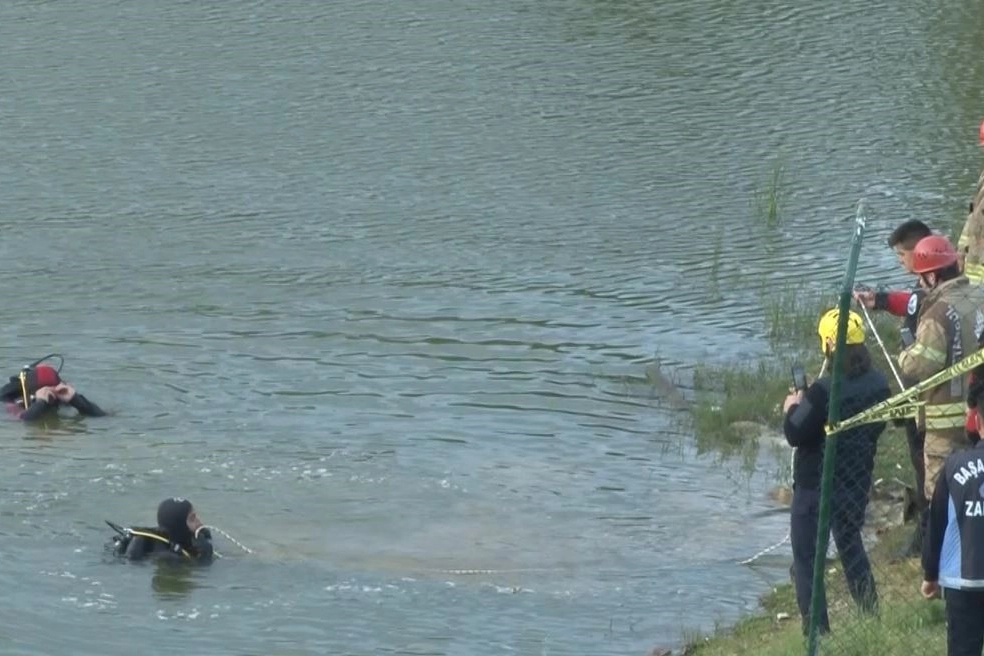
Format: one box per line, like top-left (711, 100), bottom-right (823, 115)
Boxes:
top-left (791, 364), bottom-right (807, 392)
top-left (900, 327), bottom-right (915, 348)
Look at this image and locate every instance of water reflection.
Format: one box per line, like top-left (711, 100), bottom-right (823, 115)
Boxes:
top-left (151, 561), bottom-right (202, 600)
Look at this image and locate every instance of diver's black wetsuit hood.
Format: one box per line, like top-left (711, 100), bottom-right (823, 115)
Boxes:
top-left (157, 497), bottom-right (194, 547)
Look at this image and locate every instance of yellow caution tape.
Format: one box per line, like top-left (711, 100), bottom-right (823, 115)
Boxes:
top-left (826, 345), bottom-right (984, 434)
top-left (838, 401), bottom-right (923, 425)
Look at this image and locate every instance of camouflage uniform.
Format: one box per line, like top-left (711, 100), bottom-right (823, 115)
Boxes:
top-left (957, 166), bottom-right (984, 285)
top-left (898, 276), bottom-right (984, 501)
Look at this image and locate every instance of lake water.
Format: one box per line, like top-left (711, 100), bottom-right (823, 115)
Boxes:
top-left (1, 1), bottom-right (982, 654)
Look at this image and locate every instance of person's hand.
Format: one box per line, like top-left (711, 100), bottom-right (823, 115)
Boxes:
top-left (33, 386), bottom-right (57, 403)
top-left (853, 289), bottom-right (876, 309)
top-left (53, 383), bottom-right (76, 403)
top-left (187, 509), bottom-right (204, 534)
top-left (783, 391), bottom-right (804, 413)
top-left (921, 580), bottom-right (941, 600)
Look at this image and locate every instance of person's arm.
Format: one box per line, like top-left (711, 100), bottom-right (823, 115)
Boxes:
top-left (68, 394), bottom-right (106, 417)
top-left (55, 384), bottom-right (106, 417)
top-left (18, 387), bottom-right (58, 422)
top-left (899, 315), bottom-right (949, 382)
top-left (967, 407), bottom-right (980, 443)
top-left (874, 290), bottom-right (913, 317)
top-left (124, 535), bottom-right (153, 561)
top-left (922, 470), bottom-right (950, 583)
top-left (783, 382), bottom-right (829, 448)
top-left (18, 399), bottom-right (54, 421)
top-left (191, 527), bottom-right (214, 564)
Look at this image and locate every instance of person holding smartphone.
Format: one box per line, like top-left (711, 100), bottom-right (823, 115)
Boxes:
top-left (782, 308), bottom-right (892, 635)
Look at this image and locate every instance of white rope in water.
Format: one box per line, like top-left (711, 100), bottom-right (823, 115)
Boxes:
top-left (429, 567), bottom-right (562, 575)
top-left (206, 526), bottom-right (254, 554)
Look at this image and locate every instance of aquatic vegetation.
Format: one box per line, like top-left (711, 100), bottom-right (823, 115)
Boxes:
top-left (755, 159), bottom-right (786, 230)
top-left (708, 228), bottom-right (724, 303)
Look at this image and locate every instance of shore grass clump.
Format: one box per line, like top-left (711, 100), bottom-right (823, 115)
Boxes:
top-left (691, 361), bottom-right (790, 437)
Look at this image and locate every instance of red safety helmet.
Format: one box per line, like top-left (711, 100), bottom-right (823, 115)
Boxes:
top-left (910, 235), bottom-right (959, 274)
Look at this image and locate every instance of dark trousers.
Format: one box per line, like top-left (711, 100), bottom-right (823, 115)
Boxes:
top-left (946, 588), bottom-right (984, 656)
top-left (791, 486), bottom-right (878, 633)
top-left (905, 420), bottom-right (926, 507)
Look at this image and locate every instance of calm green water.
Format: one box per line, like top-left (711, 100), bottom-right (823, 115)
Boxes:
top-left (1, 1), bottom-right (983, 654)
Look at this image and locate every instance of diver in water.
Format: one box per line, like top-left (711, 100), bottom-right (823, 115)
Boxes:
top-left (0, 356), bottom-right (106, 421)
top-left (109, 497), bottom-right (214, 564)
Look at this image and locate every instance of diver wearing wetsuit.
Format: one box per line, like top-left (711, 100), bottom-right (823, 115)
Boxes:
top-left (110, 498), bottom-right (214, 564)
top-left (0, 363), bottom-right (106, 421)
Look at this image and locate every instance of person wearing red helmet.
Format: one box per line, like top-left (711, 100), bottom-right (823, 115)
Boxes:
top-left (899, 235), bottom-right (984, 511)
top-left (0, 362), bottom-right (106, 421)
top-left (854, 219), bottom-right (934, 558)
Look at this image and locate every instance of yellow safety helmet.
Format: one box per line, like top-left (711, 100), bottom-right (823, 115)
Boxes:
top-left (817, 308), bottom-right (865, 354)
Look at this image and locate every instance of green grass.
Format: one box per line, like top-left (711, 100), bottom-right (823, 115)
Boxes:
top-left (682, 277), bottom-right (938, 655)
top-left (682, 515), bottom-right (945, 656)
top-left (691, 361), bottom-right (789, 437)
top-left (756, 160), bottom-right (786, 230)
top-left (709, 228), bottom-right (724, 303)
top-left (759, 285), bottom-right (836, 350)
top-left (692, 288), bottom-right (912, 454)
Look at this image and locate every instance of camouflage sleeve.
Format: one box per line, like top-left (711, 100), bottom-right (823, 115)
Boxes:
top-left (962, 167), bottom-right (984, 284)
top-left (959, 217), bottom-right (970, 253)
top-left (898, 314), bottom-right (949, 382)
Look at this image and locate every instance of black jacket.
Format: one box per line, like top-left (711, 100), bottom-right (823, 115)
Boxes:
top-left (783, 369), bottom-right (891, 490)
top-left (112, 526), bottom-right (214, 564)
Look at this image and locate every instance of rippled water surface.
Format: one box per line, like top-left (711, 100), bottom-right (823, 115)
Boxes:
top-left (1, 1), bottom-right (983, 654)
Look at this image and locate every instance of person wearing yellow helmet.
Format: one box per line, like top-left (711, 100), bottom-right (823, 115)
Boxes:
top-left (781, 307), bottom-right (891, 636)
top-left (816, 307), bottom-right (866, 353)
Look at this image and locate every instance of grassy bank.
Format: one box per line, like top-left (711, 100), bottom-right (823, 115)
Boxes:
top-left (679, 283), bottom-right (943, 655)
top-left (680, 430), bottom-right (945, 656)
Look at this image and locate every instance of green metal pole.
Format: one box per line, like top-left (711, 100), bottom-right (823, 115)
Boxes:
top-left (806, 201), bottom-right (867, 655)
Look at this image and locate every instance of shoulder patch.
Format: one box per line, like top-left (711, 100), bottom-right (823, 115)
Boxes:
top-left (907, 294), bottom-right (919, 316)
